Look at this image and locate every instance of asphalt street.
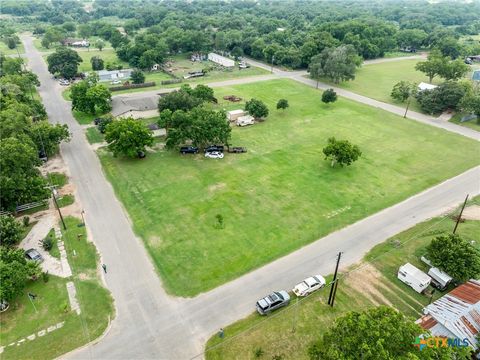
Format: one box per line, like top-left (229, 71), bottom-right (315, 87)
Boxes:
top-left (20, 36), bottom-right (480, 359)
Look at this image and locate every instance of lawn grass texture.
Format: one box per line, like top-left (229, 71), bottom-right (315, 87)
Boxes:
top-left (76, 49), bottom-right (129, 73)
top-left (0, 41), bottom-right (24, 56)
top-left (323, 59), bottom-right (434, 112)
top-left (99, 78), bottom-right (480, 297)
top-left (0, 217), bottom-right (113, 360)
top-left (57, 194), bottom-right (74, 208)
top-left (85, 127), bottom-right (105, 144)
top-left (46, 172), bottom-right (68, 188)
top-left (205, 199), bottom-right (480, 360)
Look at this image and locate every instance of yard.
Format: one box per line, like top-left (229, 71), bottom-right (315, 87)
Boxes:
top-left (98, 78), bottom-right (480, 297)
top-left (0, 41), bottom-right (24, 56)
top-left (0, 217), bottom-right (113, 360)
top-left (205, 198), bottom-right (480, 360)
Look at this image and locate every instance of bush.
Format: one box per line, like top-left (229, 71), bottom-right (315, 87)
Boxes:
top-left (23, 216), bottom-right (30, 227)
top-left (109, 82), bottom-right (155, 91)
top-left (42, 271), bottom-right (49, 283)
top-left (254, 347), bottom-right (264, 358)
top-left (0, 215), bottom-right (22, 246)
top-left (90, 56), bottom-right (104, 71)
top-left (161, 79), bottom-right (182, 85)
top-left (42, 236), bottom-right (53, 251)
top-left (97, 116), bottom-right (114, 134)
top-left (322, 89), bottom-right (338, 104)
top-left (131, 69), bottom-right (145, 84)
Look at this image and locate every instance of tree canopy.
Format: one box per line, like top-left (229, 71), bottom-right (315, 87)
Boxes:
top-left (46, 47), bottom-right (83, 79)
top-left (245, 98), bottom-right (269, 119)
top-left (105, 118), bottom-right (154, 158)
top-left (71, 74), bottom-right (112, 114)
top-left (426, 233), bottom-right (480, 282)
top-left (309, 45), bottom-right (361, 84)
top-left (323, 137), bottom-right (361, 167)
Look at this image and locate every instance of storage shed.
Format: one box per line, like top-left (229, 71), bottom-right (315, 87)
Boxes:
top-left (227, 109), bottom-right (246, 121)
top-left (208, 53), bottom-right (235, 67)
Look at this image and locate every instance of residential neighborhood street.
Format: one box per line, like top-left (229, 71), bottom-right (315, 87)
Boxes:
top-left (21, 34), bottom-right (479, 359)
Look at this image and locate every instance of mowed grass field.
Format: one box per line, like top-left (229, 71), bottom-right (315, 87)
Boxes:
top-left (327, 59), bottom-right (434, 112)
top-left (205, 199), bottom-right (480, 360)
top-left (99, 79), bottom-right (480, 296)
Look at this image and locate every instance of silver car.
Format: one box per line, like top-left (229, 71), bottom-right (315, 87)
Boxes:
top-left (256, 291), bottom-right (290, 315)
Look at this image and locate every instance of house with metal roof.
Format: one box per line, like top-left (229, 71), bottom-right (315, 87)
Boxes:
top-left (416, 279), bottom-right (480, 350)
top-left (97, 69), bottom-right (133, 82)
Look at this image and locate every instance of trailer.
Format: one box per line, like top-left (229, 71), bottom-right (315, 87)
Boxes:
top-left (236, 115), bottom-right (255, 127)
top-left (398, 263), bottom-right (431, 293)
top-left (227, 109), bottom-right (246, 122)
top-left (427, 268), bottom-right (453, 291)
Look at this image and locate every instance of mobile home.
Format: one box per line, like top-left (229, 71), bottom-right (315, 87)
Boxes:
top-left (398, 263), bottom-right (431, 293)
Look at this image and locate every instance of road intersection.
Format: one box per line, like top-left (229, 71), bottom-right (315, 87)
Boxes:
top-left (21, 35), bottom-right (479, 359)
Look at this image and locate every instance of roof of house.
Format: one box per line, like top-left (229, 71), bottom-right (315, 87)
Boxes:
top-left (417, 279), bottom-right (480, 349)
top-left (399, 263), bottom-right (431, 283)
top-left (111, 95), bottom-right (159, 117)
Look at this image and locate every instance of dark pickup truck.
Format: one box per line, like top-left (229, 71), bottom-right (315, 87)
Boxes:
top-left (228, 147), bottom-right (247, 153)
top-left (205, 145), bottom-right (224, 153)
top-left (180, 146), bottom-right (199, 154)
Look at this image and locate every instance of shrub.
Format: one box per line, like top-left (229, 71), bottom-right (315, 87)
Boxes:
top-left (42, 271), bottom-right (49, 283)
top-left (254, 347), bottom-right (264, 358)
top-left (161, 79), bottom-right (182, 85)
top-left (42, 236), bottom-right (53, 251)
top-left (322, 89), bottom-right (338, 104)
top-left (23, 216), bottom-right (30, 227)
top-left (109, 82), bottom-right (155, 91)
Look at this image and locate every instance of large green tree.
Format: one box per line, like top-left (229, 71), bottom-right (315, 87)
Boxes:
top-left (0, 137), bottom-right (49, 211)
top-left (0, 215), bottom-right (22, 247)
top-left (323, 137), bottom-right (361, 167)
top-left (245, 98), bottom-right (269, 120)
top-left (0, 247), bottom-right (40, 302)
top-left (46, 47), bottom-right (82, 79)
top-left (309, 45), bottom-right (362, 84)
top-left (308, 306), bottom-right (471, 360)
top-left (415, 51), bottom-right (446, 83)
top-left (105, 118), bottom-right (154, 158)
top-left (71, 75), bottom-right (111, 114)
top-left (427, 233), bottom-right (480, 282)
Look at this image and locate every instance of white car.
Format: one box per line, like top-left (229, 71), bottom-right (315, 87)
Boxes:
top-left (111, 80), bottom-right (122, 85)
top-left (59, 79), bottom-right (70, 86)
top-left (292, 275), bottom-right (326, 297)
top-left (205, 151), bottom-right (224, 159)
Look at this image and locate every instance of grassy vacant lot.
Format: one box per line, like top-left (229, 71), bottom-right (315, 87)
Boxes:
top-left (76, 49), bottom-right (129, 73)
top-left (99, 79), bottom-right (480, 296)
top-left (0, 217), bottom-right (113, 360)
top-left (0, 42), bottom-right (24, 56)
top-left (205, 199), bottom-right (480, 360)
top-left (326, 59), bottom-right (434, 112)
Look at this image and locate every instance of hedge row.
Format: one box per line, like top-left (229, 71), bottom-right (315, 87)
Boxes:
top-left (109, 82), bottom-right (156, 91)
top-left (161, 79), bottom-right (182, 85)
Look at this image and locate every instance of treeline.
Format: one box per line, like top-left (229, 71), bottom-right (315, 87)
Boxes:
top-left (0, 56), bottom-right (70, 211)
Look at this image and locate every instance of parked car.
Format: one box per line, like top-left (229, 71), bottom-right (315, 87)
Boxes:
top-left (59, 79), bottom-right (70, 86)
top-left (24, 249), bottom-right (44, 263)
top-left (137, 151), bottom-right (146, 159)
top-left (93, 118), bottom-right (103, 125)
top-left (228, 146), bottom-right (247, 153)
top-left (204, 145), bottom-right (224, 153)
top-left (256, 291), bottom-right (290, 315)
top-left (180, 146), bottom-right (199, 154)
top-left (111, 80), bottom-right (122, 85)
top-left (205, 151), bottom-right (224, 159)
top-left (38, 150), bottom-right (48, 162)
top-left (292, 275), bottom-right (326, 297)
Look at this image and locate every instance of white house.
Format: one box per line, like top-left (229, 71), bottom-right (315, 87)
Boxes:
top-left (97, 69), bottom-right (133, 82)
top-left (418, 82), bottom-right (438, 91)
top-left (208, 53), bottom-right (235, 67)
top-left (416, 279), bottom-right (480, 350)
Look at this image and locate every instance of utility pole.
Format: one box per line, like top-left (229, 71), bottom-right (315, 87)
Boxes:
top-left (328, 252), bottom-right (342, 305)
top-left (50, 187), bottom-right (67, 230)
top-left (453, 194), bottom-right (469, 234)
top-left (330, 278), bottom-right (340, 307)
top-left (271, 55), bottom-right (275, 73)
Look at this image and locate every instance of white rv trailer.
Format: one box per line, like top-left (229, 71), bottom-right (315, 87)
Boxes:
top-left (398, 263), bottom-right (431, 293)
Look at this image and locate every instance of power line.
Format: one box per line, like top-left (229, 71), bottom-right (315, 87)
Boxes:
top-left (196, 206), bottom-right (458, 359)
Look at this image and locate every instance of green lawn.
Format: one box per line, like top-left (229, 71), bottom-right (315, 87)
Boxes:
top-left (0, 217), bottom-right (113, 360)
top-left (323, 59), bottom-right (435, 112)
top-left (205, 198), bottom-right (480, 360)
top-left (46, 172), bottom-right (68, 188)
top-left (57, 194), bottom-right (74, 208)
top-left (0, 41), bottom-right (24, 56)
top-left (46, 228), bottom-right (60, 259)
top-left (85, 127), bottom-right (105, 144)
top-left (99, 79), bottom-right (480, 297)
top-left (76, 49), bottom-right (129, 73)
top-left (449, 112), bottom-right (480, 131)
top-left (72, 110), bottom-right (97, 125)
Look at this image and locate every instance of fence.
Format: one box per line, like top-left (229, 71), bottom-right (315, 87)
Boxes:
top-left (110, 82), bottom-right (156, 92)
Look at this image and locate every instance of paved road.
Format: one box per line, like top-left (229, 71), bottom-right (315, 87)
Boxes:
top-left (21, 35), bottom-right (479, 360)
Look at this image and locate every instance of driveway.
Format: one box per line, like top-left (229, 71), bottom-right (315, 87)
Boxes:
top-left (19, 35), bottom-right (480, 360)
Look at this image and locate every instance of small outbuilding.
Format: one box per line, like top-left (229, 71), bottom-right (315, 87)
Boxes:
top-left (418, 82), bottom-right (438, 92)
top-left (97, 69), bottom-right (133, 82)
top-left (208, 53), bottom-right (235, 68)
top-left (227, 109), bottom-right (246, 122)
top-left (472, 70), bottom-right (480, 81)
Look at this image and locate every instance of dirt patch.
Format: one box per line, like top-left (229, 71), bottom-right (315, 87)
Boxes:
top-left (343, 263), bottom-right (393, 306)
top-left (208, 182), bottom-right (226, 193)
top-left (462, 205), bottom-right (480, 221)
top-left (149, 235), bottom-right (163, 248)
top-left (58, 183), bottom-right (75, 196)
top-left (40, 154), bottom-right (70, 177)
top-left (78, 273), bottom-right (90, 280)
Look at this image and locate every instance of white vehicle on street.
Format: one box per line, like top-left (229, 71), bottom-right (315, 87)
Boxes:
top-left (59, 79), bottom-right (70, 86)
top-left (111, 80), bottom-right (122, 85)
top-left (204, 151), bottom-right (224, 159)
top-left (292, 275), bottom-right (326, 297)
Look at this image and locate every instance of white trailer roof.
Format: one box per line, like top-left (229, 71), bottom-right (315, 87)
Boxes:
top-left (418, 82), bottom-right (438, 91)
top-left (400, 263), bottom-right (430, 283)
top-left (228, 109), bottom-right (245, 115)
top-left (428, 267), bottom-right (453, 283)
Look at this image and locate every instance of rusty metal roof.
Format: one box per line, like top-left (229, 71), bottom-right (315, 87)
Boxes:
top-left (417, 279), bottom-right (480, 350)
